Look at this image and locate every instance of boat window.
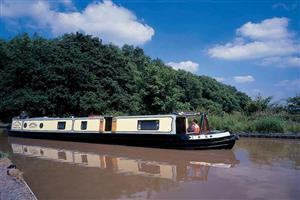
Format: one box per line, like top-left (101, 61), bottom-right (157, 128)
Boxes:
top-left (39, 123), bottom-right (43, 128)
top-left (23, 123), bottom-right (27, 128)
top-left (138, 163), bottom-right (160, 174)
top-left (81, 155), bottom-right (88, 163)
top-left (138, 120), bottom-right (159, 130)
top-left (81, 121), bottom-right (88, 130)
top-left (57, 122), bottom-right (66, 130)
top-left (58, 152), bottom-right (67, 160)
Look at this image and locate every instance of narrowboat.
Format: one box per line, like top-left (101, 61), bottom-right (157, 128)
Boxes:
top-left (8, 113), bottom-right (238, 150)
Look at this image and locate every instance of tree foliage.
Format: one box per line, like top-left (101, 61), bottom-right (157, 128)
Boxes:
top-left (245, 95), bottom-right (272, 113)
top-left (0, 33), bottom-right (252, 122)
top-left (287, 95), bottom-right (300, 114)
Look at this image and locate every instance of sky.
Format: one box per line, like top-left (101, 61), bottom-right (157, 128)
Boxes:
top-left (0, 0), bottom-right (299, 102)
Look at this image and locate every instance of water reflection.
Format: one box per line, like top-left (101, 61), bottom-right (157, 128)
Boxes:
top-left (236, 138), bottom-right (300, 168)
top-left (2, 136), bottom-right (299, 199)
top-left (10, 138), bottom-right (239, 182)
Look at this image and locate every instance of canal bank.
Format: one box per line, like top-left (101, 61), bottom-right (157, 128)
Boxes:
top-left (237, 132), bottom-right (300, 139)
top-left (0, 152), bottom-right (37, 200)
top-left (0, 128), bottom-right (5, 136)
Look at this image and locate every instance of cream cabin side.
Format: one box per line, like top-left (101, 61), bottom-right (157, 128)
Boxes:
top-left (26, 118), bottom-right (73, 132)
top-left (73, 118), bottom-right (104, 133)
top-left (11, 115), bottom-right (178, 134)
top-left (11, 117), bottom-right (105, 133)
top-left (114, 115), bottom-right (176, 134)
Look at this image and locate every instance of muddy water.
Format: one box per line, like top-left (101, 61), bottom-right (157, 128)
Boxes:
top-left (0, 134), bottom-right (299, 200)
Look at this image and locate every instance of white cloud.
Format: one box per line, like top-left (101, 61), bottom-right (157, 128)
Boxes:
top-left (61, 0), bottom-right (76, 11)
top-left (208, 17), bottom-right (300, 67)
top-left (260, 56), bottom-right (300, 68)
top-left (275, 79), bottom-right (300, 90)
top-left (208, 40), bottom-right (297, 60)
top-left (213, 77), bottom-right (225, 82)
top-left (237, 17), bottom-right (291, 40)
top-left (272, 2), bottom-right (298, 11)
top-left (287, 57), bottom-right (300, 66)
top-left (1, 0), bottom-right (154, 46)
top-left (234, 75), bottom-right (255, 83)
top-left (274, 79), bottom-right (300, 100)
top-left (166, 61), bottom-right (199, 73)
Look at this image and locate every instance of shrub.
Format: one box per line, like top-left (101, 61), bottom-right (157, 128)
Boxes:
top-left (246, 95), bottom-right (272, 113)
top-left (0, 151), bottom-right (9, 159)
top-left (285, 121), bottom-right (300, 133)
top-left (209, 112), bottom-right (249, 132)
top-left (253, 117), bottom-right (284, 133)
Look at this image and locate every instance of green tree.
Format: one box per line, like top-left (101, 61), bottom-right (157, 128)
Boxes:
top-left (246, 95), bottom-right (272, 113)
top-left (0, 33), bottom-right (253, 122)
top-left (287, 94), bottom-right (300, 114)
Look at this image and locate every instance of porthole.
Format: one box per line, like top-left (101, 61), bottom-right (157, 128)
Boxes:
top-left (23, 123), bottom-right (27, 128)
top-left (39, 123), bottom-right (44, 128)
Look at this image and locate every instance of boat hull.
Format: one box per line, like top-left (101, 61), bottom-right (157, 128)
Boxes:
top-left (8, 130), bottom-right (238, 150)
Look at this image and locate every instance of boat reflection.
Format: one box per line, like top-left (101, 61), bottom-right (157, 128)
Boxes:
top-left (9, 138), bottom-right (239, 182)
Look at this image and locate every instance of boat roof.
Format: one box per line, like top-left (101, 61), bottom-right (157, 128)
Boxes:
top-left (13, 112), bottom-right (206, 121)
top-left (13, 114), bottom-right (175, 121)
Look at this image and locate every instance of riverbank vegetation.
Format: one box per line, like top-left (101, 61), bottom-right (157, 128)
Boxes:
top-left (0, 33), bottom-right (299, 133)
top-left (209, 112), bottom-right (300, 133)
top-left (0, 129), bottom-right (4, 136)
top-left (209, 95), bottom-right (300, 133)
top-left (0, 150), bottom-right (8, 159)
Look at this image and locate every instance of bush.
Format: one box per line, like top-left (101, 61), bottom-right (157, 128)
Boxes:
top-left (246, 95), bottom-right (272, 113)
top-left (208, 112), bottom-right (300, 133)
top-left (253, 117), bottom-right (284, 133)
top-left (285, 121), bottom-right (300, 133)
top-left (0, 151), bottom-right (9, 159)
top-left (209, 112), bottom-right (249, 132)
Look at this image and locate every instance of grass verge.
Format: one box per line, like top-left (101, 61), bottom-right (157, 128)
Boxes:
top-left (209, 112), bottom-right (300, 133)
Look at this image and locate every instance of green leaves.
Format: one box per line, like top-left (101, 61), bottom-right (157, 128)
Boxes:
top-left (246, 95), bottom-right (272, 113)
top-left (0, 32), bottom-right (253, 122)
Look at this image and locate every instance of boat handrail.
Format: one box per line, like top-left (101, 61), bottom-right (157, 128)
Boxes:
top-left (174, 112), bottom-right (206, 116)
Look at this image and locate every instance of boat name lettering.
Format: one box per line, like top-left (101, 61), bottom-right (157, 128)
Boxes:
top-left (189, 135), bottom-right (202, 140)
top-left (29, 123), bottom-right (37, 128)
top-left (12, 121), bottom-right (21, 129)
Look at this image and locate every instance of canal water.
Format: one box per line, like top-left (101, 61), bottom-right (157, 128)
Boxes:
top-left (0, 133), bottom-right (299, 199)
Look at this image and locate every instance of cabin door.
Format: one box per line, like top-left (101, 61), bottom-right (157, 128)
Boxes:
top-left (176, 117), bottom-right (186, 134)
top-left (105, 117), bottom-right (112, 132)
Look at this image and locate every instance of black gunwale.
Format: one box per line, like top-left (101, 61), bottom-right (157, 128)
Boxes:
top-left (8, 130), bottom-right (238, 150)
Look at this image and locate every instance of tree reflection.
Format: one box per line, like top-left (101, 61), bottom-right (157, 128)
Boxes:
top-left (236, 138), bottom-right (300, 168)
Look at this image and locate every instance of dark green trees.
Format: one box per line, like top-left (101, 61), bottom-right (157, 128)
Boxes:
top-left (287, 95), bottom-right (300, 114)
top-left (245, 95), bottom-right (272, 113)
top-left (0, 33), bottom-right (252, 122)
